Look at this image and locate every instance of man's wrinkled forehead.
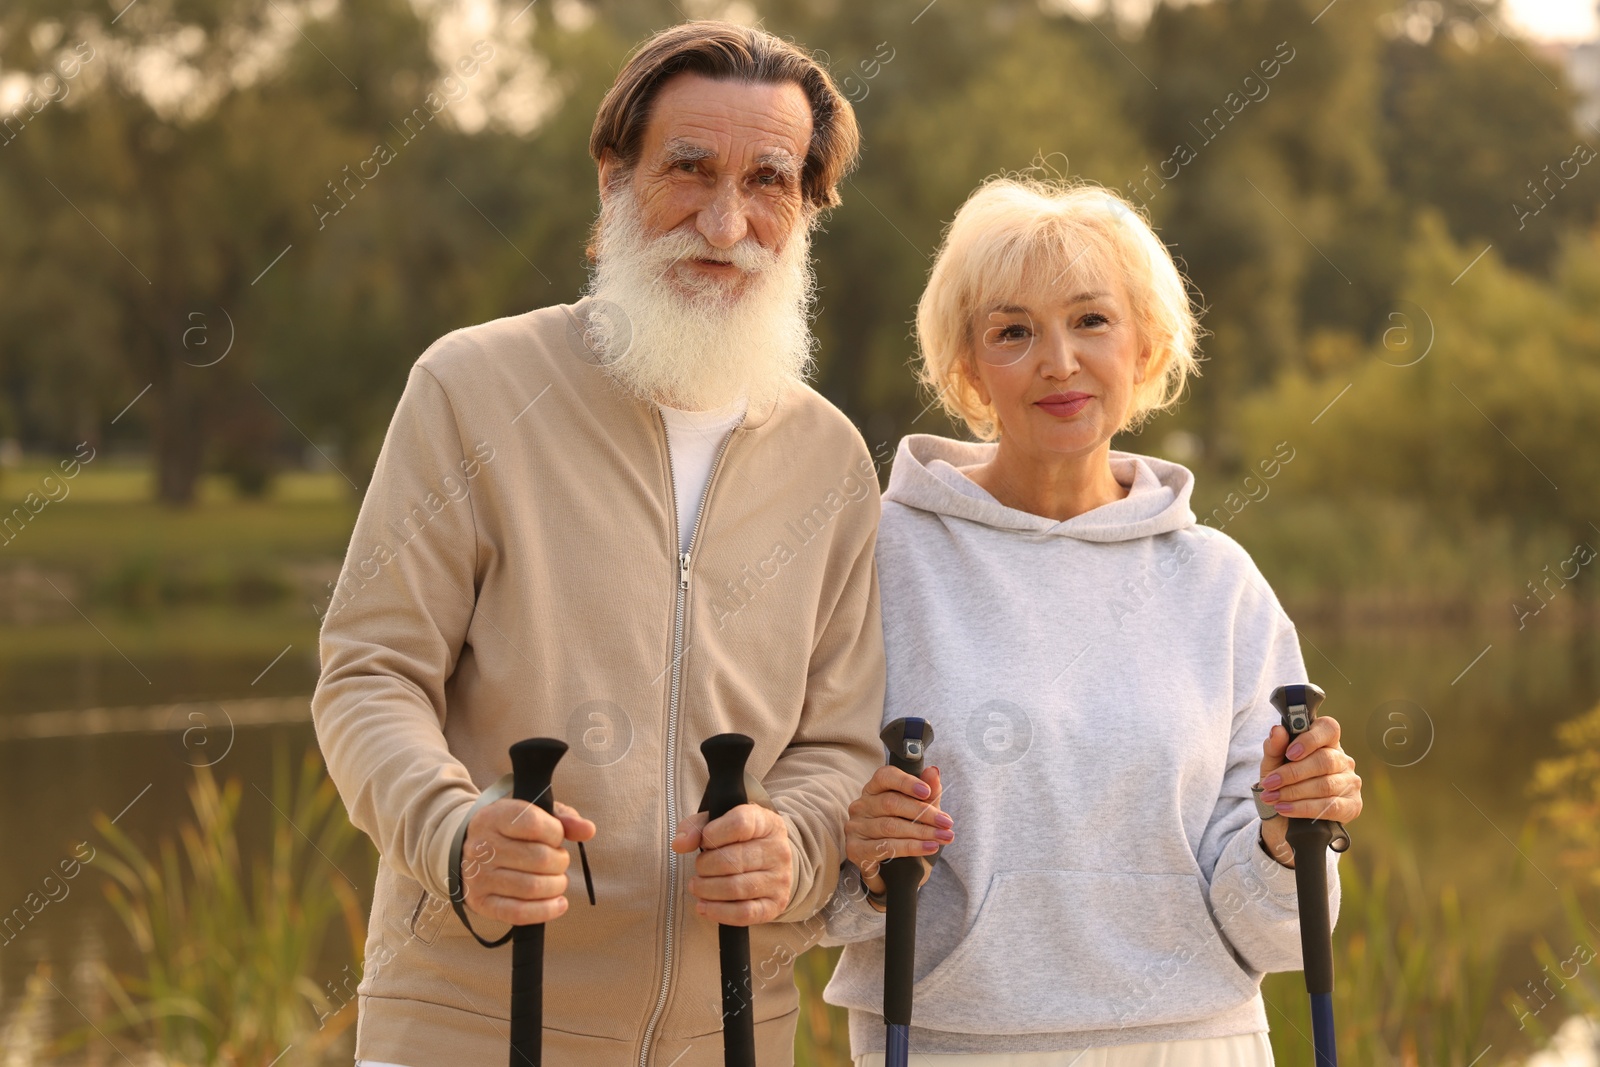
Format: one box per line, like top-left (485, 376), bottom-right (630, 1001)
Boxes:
top-left (640, 74), bottom-right (812, 172)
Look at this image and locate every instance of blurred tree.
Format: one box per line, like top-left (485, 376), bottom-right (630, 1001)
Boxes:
top-left (1130, 0), bottom-right (1405, 464)
top-left (2, 0), bottom-right (1598, 527)
top-left (0, 0), bottom-right (519, 500)
top-left (1380, 0), bottom-right (1598, 276)
top-left (1237, 209), bottom-right (1600, 575)
top-left (257, 0), bottom-right (544, 488)
top-left (0, 1), bottom-right (391, 501)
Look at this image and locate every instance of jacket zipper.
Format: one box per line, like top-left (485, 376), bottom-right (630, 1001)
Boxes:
top-left (638, 408), bottom-right (740, 1067)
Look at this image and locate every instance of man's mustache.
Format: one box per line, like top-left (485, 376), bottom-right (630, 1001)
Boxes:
top-left (643, 225), bottom-right (781, 277)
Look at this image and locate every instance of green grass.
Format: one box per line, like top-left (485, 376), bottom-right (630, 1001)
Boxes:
top-left (1262, 775), bottom-right (1503, 1066)
top-left (0, 606), bottom-right (320, 659)
top-left (18, 722), bottom-right (1582, 1067)
top-left (0, 467), bottom-right (348, 711)
top-left (1, 500), bottom-right (356, 570)
top-left (0, 462), bottom-right (352, 506)
top-left (3, 463), bottom-right (1588, 621)
top-left (0, 464), bottom-right (356, 567)
top-left (0, 466), bottom-right (355, 626)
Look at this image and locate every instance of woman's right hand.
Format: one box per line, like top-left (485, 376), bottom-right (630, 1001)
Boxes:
top-left (845, 764), bottom-right (952, 896)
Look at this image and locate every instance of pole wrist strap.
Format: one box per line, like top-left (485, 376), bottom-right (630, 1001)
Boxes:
top-left (1251, 782), bottom-right (1353, 853)
top-left (449, 773), bottom-right (516, 948)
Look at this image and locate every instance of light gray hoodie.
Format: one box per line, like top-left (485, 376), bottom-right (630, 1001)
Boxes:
top-left (818, 434), bottom-right (1341, 1056)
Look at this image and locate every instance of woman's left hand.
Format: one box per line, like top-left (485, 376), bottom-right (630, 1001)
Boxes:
top-left (1256, 714), bottom-right (1362, 868)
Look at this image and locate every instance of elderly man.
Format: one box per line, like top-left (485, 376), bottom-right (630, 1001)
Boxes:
top-left (311, 19), bottom-right (884, 1067)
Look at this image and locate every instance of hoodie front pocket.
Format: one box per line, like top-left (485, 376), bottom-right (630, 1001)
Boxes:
top-left (909, 869), bottom-right (1259, 1033)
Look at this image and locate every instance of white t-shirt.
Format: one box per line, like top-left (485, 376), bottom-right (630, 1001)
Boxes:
top-left (659, 395), bottom-right (748, 552)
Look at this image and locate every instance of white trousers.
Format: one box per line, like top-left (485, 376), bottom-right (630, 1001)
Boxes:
top-left (854, 1032), bottom-right (1274, 1067)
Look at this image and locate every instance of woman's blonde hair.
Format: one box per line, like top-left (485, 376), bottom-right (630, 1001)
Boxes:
top-left (914, 176), bottom-right (1204, 441)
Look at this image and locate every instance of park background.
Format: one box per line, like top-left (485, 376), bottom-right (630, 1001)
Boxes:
top-left (3, 0), bottom-right (1600, 1063)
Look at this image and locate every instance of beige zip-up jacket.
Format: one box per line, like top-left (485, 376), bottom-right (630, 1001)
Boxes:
top-left (310, 297), bottom-right (886, 1066)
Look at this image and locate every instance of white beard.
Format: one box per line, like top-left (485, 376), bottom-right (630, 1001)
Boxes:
top-left (582, 180), bottom-right (818, 412)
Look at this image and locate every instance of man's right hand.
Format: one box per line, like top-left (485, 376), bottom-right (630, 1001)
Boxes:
top-left (460, 798), bottom-right (596, 925)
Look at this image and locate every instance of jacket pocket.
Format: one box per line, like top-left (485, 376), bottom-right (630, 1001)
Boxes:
top-left (409, 888), bottom-right (450, 945)
top-left (909, 869), bottom-right (1259, 1032)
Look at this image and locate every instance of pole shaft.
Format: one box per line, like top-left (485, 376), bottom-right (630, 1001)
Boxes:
top-left (1310, 992), bottom-right (1338, 1067)
top-left (509, 925), bottom-right (545, 1066)
top-left (886, 1023), bottom-right (911, 1066)
top-left (882, 867), bottom-right (919, 1025)
top-left (506, 738), bottom-right (567, 1067)
top-left (1285, 813), bottom-right (1335, 995)
top-left (719, 924), bottom-right (756, 1066)
top-left (700, 734), bottom-right (757, 1067)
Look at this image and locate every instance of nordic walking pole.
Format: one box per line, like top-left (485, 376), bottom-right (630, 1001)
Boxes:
top-left (879, 717), bottom-right (934, 1067)
top-left (507, 737), bottom-right (569, 1067)
top-left (698, 733), bottom-right (758, 1067)
top-left (1268, 683), bottom-right (1351, 1067)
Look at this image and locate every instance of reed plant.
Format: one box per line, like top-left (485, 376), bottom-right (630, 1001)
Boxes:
top-left (54, 742), bottom-right (370, 1066)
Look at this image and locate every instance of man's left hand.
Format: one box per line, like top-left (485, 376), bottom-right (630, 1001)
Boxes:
top-left (672, 805), bottom-right (793, 926)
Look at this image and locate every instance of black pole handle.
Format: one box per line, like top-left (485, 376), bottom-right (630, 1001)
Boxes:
top-left (507, 737), bottom-right (569, 1067)
top-left (880, 717), bottom-right (934, 1027)
top-left (698, 733), bottom-right (757, 1067)
top-left (1268, 684), bottom-right (1338, 997)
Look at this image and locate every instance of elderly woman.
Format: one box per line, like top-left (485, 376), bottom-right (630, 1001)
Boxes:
top-left (818, 177), bottom-right (1364, 1066)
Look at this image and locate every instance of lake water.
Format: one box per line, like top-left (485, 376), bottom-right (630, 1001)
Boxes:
top-left (1, 615), bottom-right (1596, 1064)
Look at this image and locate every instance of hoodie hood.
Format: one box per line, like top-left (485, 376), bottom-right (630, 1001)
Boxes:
top-left (883, 433), bottom-right (1196, 543)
